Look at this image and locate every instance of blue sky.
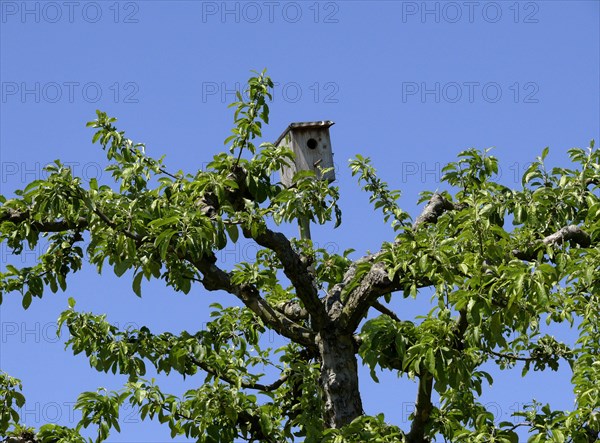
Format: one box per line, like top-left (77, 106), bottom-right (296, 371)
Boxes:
top-left (1, 1), bottom-right (599, 441)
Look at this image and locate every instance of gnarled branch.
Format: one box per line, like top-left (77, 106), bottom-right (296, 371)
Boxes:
top-left (512, 225), bottom-right (591, 260)
top-left (250, 227), bottom-right (325, 326)
top-left (337, 260), bottom-right (424, 332)
top-left (334, 194), bottom-right (454, 332)
top-left (276, 300), bottom-right (309, 322)
top-left (190, 257), bottom-right (317, 350)
top-left (205, 165), bottom-right (325, 327)
top-left (413, 193), bottom-right (457, 229)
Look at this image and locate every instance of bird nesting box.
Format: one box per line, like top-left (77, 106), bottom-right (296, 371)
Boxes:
top-left (275, 121), bottom-right (335, 188)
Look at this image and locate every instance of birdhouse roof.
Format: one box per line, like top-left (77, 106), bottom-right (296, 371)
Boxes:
top-left (274, 121), bottom-right (335, 147)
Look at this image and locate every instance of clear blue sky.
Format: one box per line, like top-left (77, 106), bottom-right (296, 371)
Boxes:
top-left (1, 1), bottom-right (599, 441)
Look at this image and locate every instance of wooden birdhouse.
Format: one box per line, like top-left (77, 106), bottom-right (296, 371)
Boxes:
top-left (275, 121), bottom-right (335, 188)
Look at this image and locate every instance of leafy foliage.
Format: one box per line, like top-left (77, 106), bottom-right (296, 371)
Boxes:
top-left (0, 372), bottom-right (25, 436)
top-left (1, 72), bottom-right (599, 443)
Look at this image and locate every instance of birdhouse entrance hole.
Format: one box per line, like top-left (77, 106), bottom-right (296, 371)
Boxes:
top-left (307, 138), bottom-right (318, 150)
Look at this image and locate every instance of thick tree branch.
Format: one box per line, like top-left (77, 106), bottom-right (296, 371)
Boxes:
top-left (190, 257), bottom-right (317, 350)
top-left (1, 205), bottom-right (138, 242)
top-left (512, 225), bottom-right (591, 260)
top-left (2, 434), bottom-right (37, 443)
top-left (540, 224), bottom-right (590, 247)
top-left (406, 373), bottom-right (433, 443)
top-left (336, 256), bottom-right (433, 333)
top-left (336, 191), bottom-right (593, 335)
top-left (413, 193), bottom-right (457, 229)
top-left (335, 260), bottom-right (389, 329)
top-left (207, 166), bottom-right (325, 326)
top-left (1, 208), bottom-right (88, 232)
top-left (405, 196), bottom-right (470, 443)
top-left (275, 300), bottom-right (309, 322)
top-left (406, 294), bottom-right (468, 443)
top-left (249, 227), bottom-right (325, 326)
top-left (335, 194), bottom-right (455, 332)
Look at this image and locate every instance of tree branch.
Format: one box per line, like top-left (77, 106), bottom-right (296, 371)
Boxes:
top-left (335, 260), bottom-right (391, 329)
top-left (336, 255), bottom-right (433, 332)
top-left (249, 227), bottom-right (325, 326)
top-left (1, 208), bottom-right (88, 232)
top-left (203, 165), bottom-right (325, 327)
top-left (485, 349), bottom-right (535, 362)
top-left (512, 225), bottom-right (591, 260)
top-left (91, 206), bottom-right (142, 242)
top-left (334, 194), bottom-right (457, 332)
top-left (406, 373), bottom-right (433, 443)
top-left (190, 257), bottom-right (317, 350)
top-left (2, 207), bottom-right (316, 350)
top-left (1, 204), bottom-right (139, 242)
top-left (413, 193), bottom-right (457, 229)
top-left (275, 300), bottom-right (309, 322)
top-left (336, 191), bottom-right (594, 335)
top-left (372, 300), bottom-right (402, 322)
top-left (188, 355), bottom-right (288, 391)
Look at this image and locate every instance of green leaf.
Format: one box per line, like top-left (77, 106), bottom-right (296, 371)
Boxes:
top-left (225, 223), bottom-right (239, 243)
top-left (114, 260), bottom-right (130, 277)
top-left (148, 216), bottom-right (179, 228)
top-left (22, 292), bottom-right (32, 309)
top-left (132, 272), bottom-right (143, 297)
top-left (23, 180), bottom-right (43, 194)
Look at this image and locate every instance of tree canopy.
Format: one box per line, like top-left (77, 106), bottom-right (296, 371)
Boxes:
top-left (1, 71), bottom-right (599, 443)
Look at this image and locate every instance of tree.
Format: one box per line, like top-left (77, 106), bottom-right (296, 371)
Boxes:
top-left (1, 71), bottom-right (599, 443)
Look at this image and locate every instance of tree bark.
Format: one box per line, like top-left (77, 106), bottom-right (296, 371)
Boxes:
top-left (318, 330), bottom-right (363, 428)
top-left (407, 373), bottom-right (433, 443)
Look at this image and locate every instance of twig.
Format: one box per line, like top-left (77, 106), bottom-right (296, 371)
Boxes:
top-left (372, 301), bottom-right (402, 323)
top-left (188, 355), bottom-right (288, 392)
